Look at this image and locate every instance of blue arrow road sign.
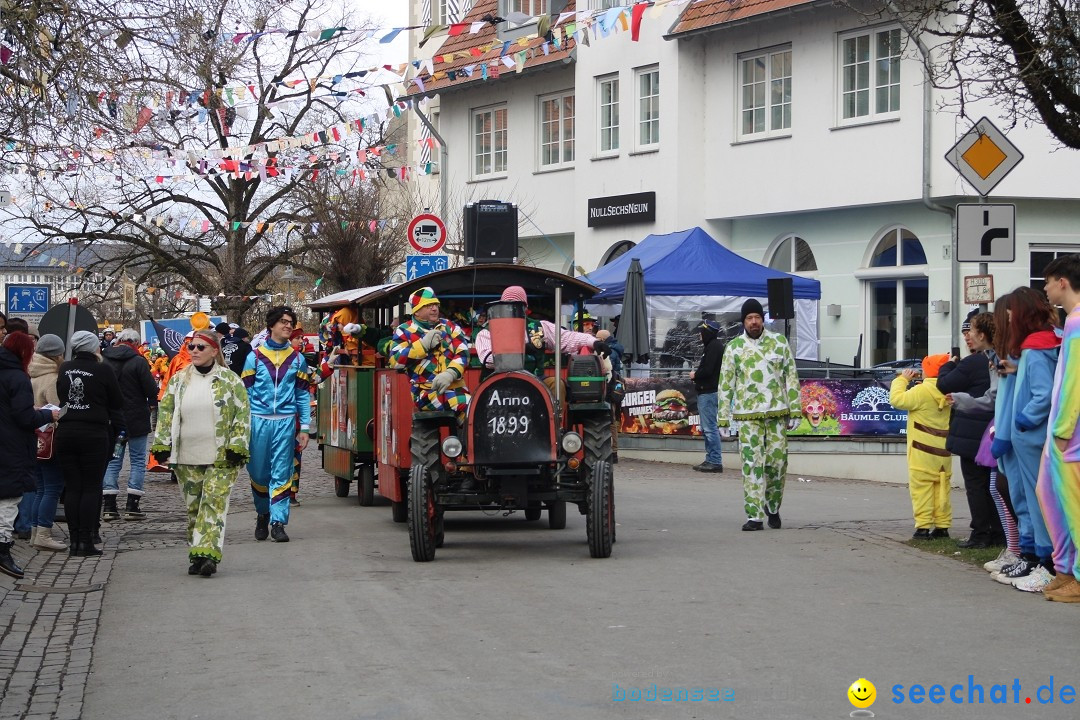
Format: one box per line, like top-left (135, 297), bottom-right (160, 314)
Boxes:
top-left (406, 254), bottom-right (448, 280)
top-left (6, 284), bottom-right (51, 314)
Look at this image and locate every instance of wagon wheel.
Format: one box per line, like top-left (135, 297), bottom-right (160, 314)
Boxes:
top-left (547, 500), bottom-right (567, 530)
top-left (586, 459), bottom-right (614, 558)
top-left (333, 477), bottom-right (350, 498)
top-left (408, 465), bottom-right (438, 562)
top-left (524, 501), bottom-right (542, 522)
top-left (357, 464), bottom-right (375, 506)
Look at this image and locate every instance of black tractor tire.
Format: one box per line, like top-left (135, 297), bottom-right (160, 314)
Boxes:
top-left (586, 459), bottom-right (614, 558)
top-left (391, 500), bottom-right (407, 523)
top-left (548, 500), bottom-right (567, 530)
top-left (408, 465), bottom-right (437, 562)
top-left (524, 501), bottom-right (542, 522)
top-left (582, 414), bottom-right (613, 470)
top-left (357, 464), bottom-right (375, 506)
top-left (333, 477), bottom-right (349, 498)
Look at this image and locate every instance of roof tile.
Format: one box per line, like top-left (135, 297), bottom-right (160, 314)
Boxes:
top-left (669, 0), bottom-right (818, 36)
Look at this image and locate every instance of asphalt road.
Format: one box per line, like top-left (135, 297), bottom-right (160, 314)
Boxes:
top-left (83, 451), bottom-right (1080, 720)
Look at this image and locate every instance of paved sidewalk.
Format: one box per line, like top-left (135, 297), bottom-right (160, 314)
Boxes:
top-left (0, 455), bottom-right (335, 720)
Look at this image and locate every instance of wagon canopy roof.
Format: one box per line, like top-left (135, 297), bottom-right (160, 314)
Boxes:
top-left (305, 283), bottom-right (397, 311)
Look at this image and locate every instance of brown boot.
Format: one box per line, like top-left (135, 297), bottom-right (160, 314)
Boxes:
top-left (1044, 577), bottom-right (1080, 602)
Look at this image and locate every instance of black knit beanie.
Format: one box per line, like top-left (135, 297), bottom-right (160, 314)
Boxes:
top-left (741, 298), bottom-right (765, 324)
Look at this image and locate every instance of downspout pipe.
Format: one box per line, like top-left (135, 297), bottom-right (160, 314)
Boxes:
top-left (414, 104), bottom-right (449, 235)
top-left (887, 2), bottom-right (960, 350)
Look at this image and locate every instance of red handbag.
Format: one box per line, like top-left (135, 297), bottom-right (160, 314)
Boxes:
top-left (36, 424), bottom-right (55, 461)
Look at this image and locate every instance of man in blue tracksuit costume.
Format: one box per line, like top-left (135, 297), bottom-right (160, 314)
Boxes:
top-left (242, 306), bottom-right (311, 543)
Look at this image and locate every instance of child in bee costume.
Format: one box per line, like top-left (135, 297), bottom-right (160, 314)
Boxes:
top-left (717, 299), bottom-right (802, 531)
top-left (890, 354), bottom-right (953, 539)
top-left (388, 287), bottom-right (471, 420)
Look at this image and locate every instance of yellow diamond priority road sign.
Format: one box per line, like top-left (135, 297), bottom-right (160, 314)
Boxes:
top-left (945, 117), bottom-right (1023, 196)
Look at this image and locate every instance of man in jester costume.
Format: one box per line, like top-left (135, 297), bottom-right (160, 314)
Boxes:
top-left (241, 306), bottom-right (312, 543)
top-left (389, 287), bottom-right (471, 420)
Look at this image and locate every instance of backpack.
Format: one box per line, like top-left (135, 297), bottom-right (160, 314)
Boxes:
top-left (606, 372), bottom-right (626, 405)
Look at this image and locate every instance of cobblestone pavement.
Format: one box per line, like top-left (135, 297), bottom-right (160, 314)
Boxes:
top-left (0, 448), bottom-right (336, 720)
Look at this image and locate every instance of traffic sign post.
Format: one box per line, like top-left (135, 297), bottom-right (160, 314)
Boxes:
top-left (956, 204), bottom-right (1015, 263)
top-left (407, 213), bottom-right (447, 254)
top-left (945, 117), bottom-right (1023, 197)
top-left (406, 254), bottom-right (449, 280)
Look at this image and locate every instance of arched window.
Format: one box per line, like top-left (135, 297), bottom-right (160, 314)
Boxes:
top-left (859, 227), bottom-right (928, 365)
top-left (599, 240), bottom-right (636, 267)
top-left (767, 235), bottom-right (817, 273)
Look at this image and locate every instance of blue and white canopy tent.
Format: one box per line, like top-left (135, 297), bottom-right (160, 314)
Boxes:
top-left (582, 227), bottom-right (822, 360)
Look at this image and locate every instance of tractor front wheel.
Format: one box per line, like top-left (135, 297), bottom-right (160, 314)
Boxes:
top-left (408, 465), bottom-right (438, 562)
top-left (586, 460), bottom-right (614, 558)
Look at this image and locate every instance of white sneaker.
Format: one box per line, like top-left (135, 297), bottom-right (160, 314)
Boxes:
top-left (1013, 565), bottom-right (1053, 592)
top-left (984, 549), bottom-right (1019, 573)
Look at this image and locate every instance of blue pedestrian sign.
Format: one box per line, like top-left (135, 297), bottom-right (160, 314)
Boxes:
top-left (406, 254), bottom-right (448, 280)
top-left (6, 285), bottom-right (51, 314)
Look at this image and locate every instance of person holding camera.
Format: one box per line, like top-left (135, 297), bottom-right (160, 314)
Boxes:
top-left (151, 330), bottom-right (250, 577)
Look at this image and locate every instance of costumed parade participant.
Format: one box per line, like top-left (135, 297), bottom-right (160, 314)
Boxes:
top-left (152, 330), bottom-right (250, 576)
top-left (241, 306), bottom-right (312, 543)
top-left (388, 287), bottom-right (471, 420)
top-left (716, 299), bottom-right (801, 531)
top-left (890, 354), bottom-right (954, 540)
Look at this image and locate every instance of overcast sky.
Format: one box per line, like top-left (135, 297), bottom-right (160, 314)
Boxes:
top-left (352, 0), bottom-right (410, 66)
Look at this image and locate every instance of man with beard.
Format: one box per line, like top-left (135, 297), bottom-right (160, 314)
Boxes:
top-left (717, 299), bottom-right (801, 531)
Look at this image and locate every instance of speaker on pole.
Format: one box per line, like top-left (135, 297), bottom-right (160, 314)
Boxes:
top-left (464, 200), bottom-right (518, 264)
top-left (767, 277), bottom-right (795, 320)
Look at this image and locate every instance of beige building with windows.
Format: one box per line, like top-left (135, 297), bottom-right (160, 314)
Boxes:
top-left (404, 0), bottom-right (1080, 366)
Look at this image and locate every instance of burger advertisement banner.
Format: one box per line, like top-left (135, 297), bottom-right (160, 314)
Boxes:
top-left (619, 377), bottom-right (907, 437)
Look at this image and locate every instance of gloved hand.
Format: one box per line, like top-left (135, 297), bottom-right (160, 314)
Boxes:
top-left (592, 341), bottom-right (611, 358)
top-left (152, 450), bottom-right (171, 464)
top-left (787, 416), bottom-right (802, 431)
top-left (1014, 411), bottom-right (1037, 432)
top-left (431, 369), bottom-right (457, 394)
top-left (990, 437), bottom-right (1013, 459)
top-left (719, 426), bottom-right (733, 439)
top-left (420, 328), bottom-right (442, 352)
top-left (225, 449), bottom-right (246, 467)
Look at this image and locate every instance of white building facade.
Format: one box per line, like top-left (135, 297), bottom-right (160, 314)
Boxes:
top-left (406, 0), bottom-right (1080, 366)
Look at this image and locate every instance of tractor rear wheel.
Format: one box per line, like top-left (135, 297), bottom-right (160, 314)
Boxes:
top-left (357, 464), bottom-right (375, 506)
top-left (408, 465), bottom-right (437, 562)
top-left (586, 459), bottom-right (614, 558)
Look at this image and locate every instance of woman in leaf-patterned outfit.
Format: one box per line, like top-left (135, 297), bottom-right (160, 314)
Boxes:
top-left (151, 330), bottom-right (250, 577)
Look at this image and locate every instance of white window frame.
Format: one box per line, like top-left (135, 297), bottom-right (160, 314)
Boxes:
top-left (634, 65), bottom-right (660, 150)
top-left (538, 90), bottom-right (575, 170)
top-left (837, 25), bottom-right (902, 125)
top-left (471, 105), bottom-right (508, 179)
top-left (765, 234), bottom-right (817, 274)
top-left (596, 74), bottom-right (620, 156)
top-left (737, 46), bottom-right (792, 141)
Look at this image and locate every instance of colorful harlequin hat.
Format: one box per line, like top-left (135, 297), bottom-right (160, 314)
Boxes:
top-left (409, 286), bottom-right (440, 314)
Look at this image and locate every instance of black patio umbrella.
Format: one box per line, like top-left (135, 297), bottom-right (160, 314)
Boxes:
top-left (617, 258), bottom-right (649, 369)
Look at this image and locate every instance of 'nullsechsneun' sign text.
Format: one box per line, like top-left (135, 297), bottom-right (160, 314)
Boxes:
top-left (587, 192), bottom-right (656, 228)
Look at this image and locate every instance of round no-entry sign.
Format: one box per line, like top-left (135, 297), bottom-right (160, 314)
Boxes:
top-left (407, 213), bottom-right (447, 254)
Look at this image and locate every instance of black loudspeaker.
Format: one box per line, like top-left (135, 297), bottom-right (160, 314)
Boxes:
top-left (464, 200), bottom-right (518, 264)
top-left (767, 277), bottom-right (795, 319)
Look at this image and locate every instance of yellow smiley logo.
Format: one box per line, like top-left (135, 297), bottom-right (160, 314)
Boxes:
top-left (848, 678), bottom-right (876, 709)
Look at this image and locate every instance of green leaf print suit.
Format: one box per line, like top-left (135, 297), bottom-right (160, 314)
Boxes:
top-left (717, 329), bottom-right (801, 522)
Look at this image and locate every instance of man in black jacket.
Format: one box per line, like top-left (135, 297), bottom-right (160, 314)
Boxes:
top-left (101, 329), bottom-right (159, 521)
top-left (690, 320), bottom-right (725, 472)
top-left (937, 310), bottom-right (1002, 548)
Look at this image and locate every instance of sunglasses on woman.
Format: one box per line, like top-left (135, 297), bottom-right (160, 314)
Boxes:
top-left (187, 343), bottom-right (211, 351)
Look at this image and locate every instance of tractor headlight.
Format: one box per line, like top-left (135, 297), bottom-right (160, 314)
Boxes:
top-left (560, 431), bottom-right (583, 454)
top-left (441, 436), bottom-right (463, 458)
